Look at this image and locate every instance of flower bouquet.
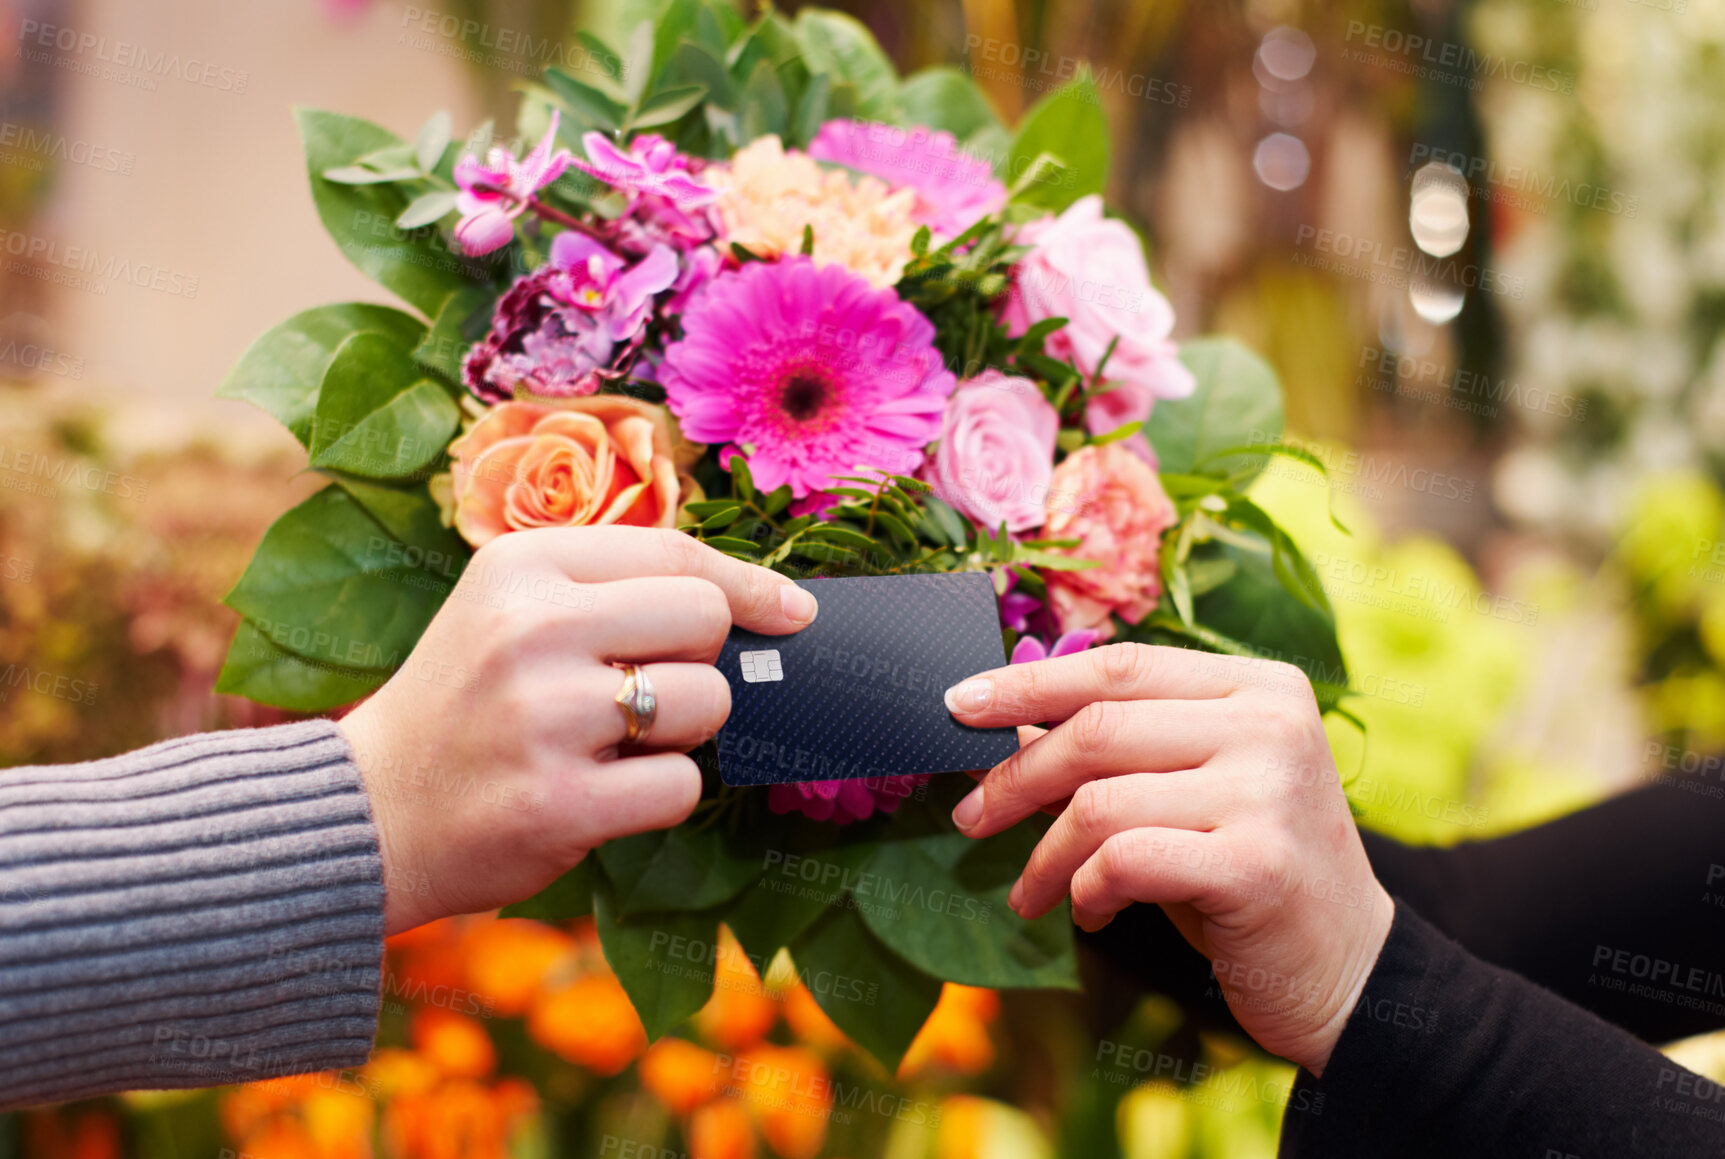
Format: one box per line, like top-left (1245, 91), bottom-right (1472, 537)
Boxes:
top-left (216, 1), bottom-right (1345, 1070)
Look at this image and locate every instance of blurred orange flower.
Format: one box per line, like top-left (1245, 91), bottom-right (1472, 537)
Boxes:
top-left (640, 1037), bottom-right (724, 1115)
top-left (461, 919), bottom-right (575, 1018)
top-left (688, 1098), bottom-right (756, 1159)
top-left (780, 983), bottom-right (850, 1053)
top-left (413, 1008), bottom-right (498, 1080)
top-left (898, 985), bottom-right (999, 1080)
top-left (529, 973), bottom-right (647, 1074)
top-left (692, 928), bottom-right (779, 1050)
top-left (384, 1077), bottom-right (536, 1159)
top-left (732, 1045), bottom-right (831, 1159)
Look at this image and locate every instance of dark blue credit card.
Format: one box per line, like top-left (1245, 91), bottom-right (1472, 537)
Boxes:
top-left (714, 572), bottom-right (1020, 786)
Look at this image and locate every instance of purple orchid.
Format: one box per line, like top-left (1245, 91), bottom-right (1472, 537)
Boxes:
top-left (573, 131), bottom-right (716, 209)
top-left (1010, 628), bottom-right (1101, 665)
top-left (452, 111), bottom-right (574, 256)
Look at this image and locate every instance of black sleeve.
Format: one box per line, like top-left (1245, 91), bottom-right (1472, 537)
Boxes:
top-left (1276, 902), bottom-right (1725, 1158)
top-left (1359, 779), bottom-right (1725, 1043)
top-left (1082, 778), bottom-right (1725, 1044)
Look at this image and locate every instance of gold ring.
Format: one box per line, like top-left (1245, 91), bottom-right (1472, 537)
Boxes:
top-left (613, 663), bottom-right (657, 744)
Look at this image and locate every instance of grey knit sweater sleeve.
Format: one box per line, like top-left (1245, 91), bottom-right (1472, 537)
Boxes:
top-left (0, 719), bottom-right (384, 1109)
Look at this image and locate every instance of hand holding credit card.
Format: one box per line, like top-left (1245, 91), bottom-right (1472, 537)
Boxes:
top-left (713, 572), bottom-right (1020, 786)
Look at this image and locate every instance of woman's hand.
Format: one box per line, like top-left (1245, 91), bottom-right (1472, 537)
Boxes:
top-left (339, 526), bottom-right (817, 935)
top-left (944, 643), bottom-right (1392, 1076)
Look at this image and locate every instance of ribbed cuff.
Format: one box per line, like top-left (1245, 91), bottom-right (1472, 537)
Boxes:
top-left (0, 720), bottom-right (384, 1108)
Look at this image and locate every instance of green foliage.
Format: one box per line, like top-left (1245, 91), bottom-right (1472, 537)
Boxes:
top-left (217, 303), bottom-right (427, 448)
top-left (294, 109), bottom-right (494, 318)
top-left (1005, 72), bottom-right (1108, 211)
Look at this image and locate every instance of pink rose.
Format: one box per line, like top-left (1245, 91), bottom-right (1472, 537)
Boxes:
top-left (1041, 442), bottom-right (1177, 636)
top-left (1001, 195), bottom-right (1194, 437)
top-left (927, 370), bottom-right (1059, 534)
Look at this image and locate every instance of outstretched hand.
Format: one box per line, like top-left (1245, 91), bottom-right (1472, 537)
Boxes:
top-left (944, 642), bottom-right (1392, 1076)
top-left (340, 526), bottom-right (817, 936)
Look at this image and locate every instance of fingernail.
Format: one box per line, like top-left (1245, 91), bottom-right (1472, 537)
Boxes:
top-left (1007, 878), bottom-right (1026, 914)
top-left (944, 678), bottom-right (993, 714)
top-left (780, 585), bottom-right (818, 624)
top-left (952, 786), bottom-right (985, 832)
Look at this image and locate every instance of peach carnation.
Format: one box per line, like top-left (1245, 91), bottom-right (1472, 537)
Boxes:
top-left (441, 396), bottom-right (695, 547)
top-left (709, 135), bottom-right (918, 288)
top-left (1042, 442), bottom-right (1178, 637)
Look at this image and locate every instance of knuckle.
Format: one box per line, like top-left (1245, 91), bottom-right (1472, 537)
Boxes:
top-left (1065, 700), bottom-right (1119, 758)
top-left (1099, 641), bottom-right (1151, 690)
top-left (657, 527), bottom-right (703, 574)
top-left (1068, 779), bottom-right (1114, 837)
top-left (1093, 831), bottom-right (1140, 888)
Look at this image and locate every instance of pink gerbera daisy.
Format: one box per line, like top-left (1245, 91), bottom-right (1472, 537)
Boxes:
top-left (659, 257), bottom-right (956, 499)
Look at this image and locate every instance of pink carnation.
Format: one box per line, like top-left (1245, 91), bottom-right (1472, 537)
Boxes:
top-left (807, 119), bottom-right (1007, 238)
top-left (927, 370), bottom-right (1058, 534)
top-left (767, 776), bottom-right (927, 825)
top-left (1041, 442), bottom-right (1177, 637)
top-left (462, 232), bottom-right (677, 402)
top-left (1001, 195), bottom-right (1194, 437)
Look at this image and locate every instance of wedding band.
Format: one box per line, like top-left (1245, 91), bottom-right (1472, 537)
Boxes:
top-left (613, 663), bottom-right (657, 744)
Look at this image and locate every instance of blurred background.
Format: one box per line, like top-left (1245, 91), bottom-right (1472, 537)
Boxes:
top-left (5, 0), bottom-right (1725, 1155)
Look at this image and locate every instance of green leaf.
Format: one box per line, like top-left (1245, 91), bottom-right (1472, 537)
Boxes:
top-left (630, 83), bottom-right (709, 130)
top-left (1006, 72), bottom-right (1107, 211)
top-left (321, 164), bottom-right (422, 185)
top-left (703, 536), bottom-right (761, 554)
top-left (790, 70), bottom-right (831, 147)
top-left (790, 907), bottom-right (944, 1072)
top-left (739, 57), bottom-right (788, 141)
top-left (543, 68), bottom-right (627, 133)
top-left (215, 618), bottom-right (386, 712)
top-left (594, 871), bottom-right (719, 1040)
top-left (1174, 539), bottom-right (1347, 708)
top-left (671, 41), bottom-right (738, 109)
top-left (856, 829), bottom-right (1079, 990)
top-left (322, 473), bottom-right (468, 572)
top-left (309, 332), bottom-right (460, 480)
top-left (414, 285), bottom-right (496, 385)
top-left (218, 304), bottom-right (426, 447)
top-left (414, 110), bottom-right (453, 173)
top-left (721, 840), bottom-right (878, 967)
top-left (602, 827), bottom-right (764, 919)
top-left (897, 67), bottom-right (1001, 140)
top-left (793, 8), bottom-right (899, 120)
top-left (1145, 337), bottom-right (1284, 481)
top-left (499, 857), bottom-right (597, 921)
top-left (699, 505), bottom-right (743, 530)
top-left (224, 486), bottom-right (447, 672)
top-left (295, 108), bottom-right (481, 318)
top-left (396, 190), bottom-right (459, 230)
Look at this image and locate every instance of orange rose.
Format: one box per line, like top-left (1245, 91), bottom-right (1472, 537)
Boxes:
top-left (445, 396), bottom-right (695, 547)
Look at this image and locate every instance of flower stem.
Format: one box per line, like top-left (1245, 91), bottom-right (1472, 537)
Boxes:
top-left (471, 182), bottom-right (609, 241)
